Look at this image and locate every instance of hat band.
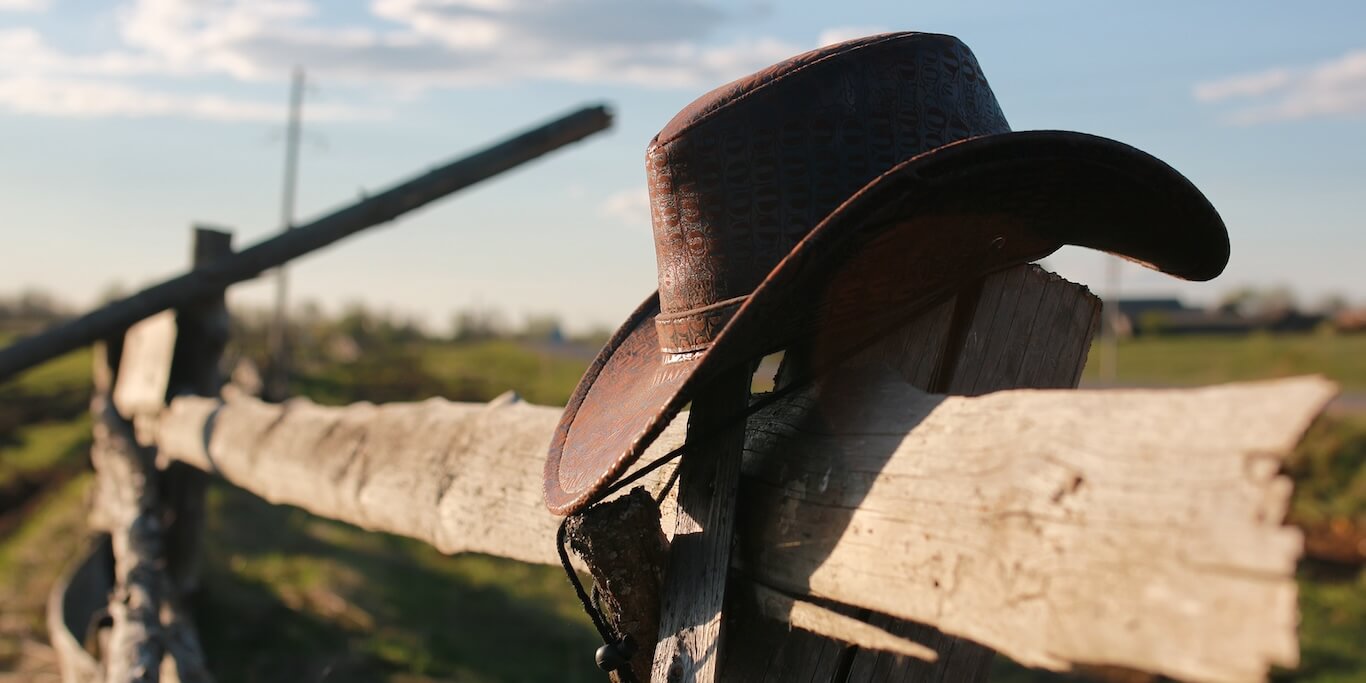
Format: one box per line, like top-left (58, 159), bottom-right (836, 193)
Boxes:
top-left (655, 295), bottom-right (747, 354)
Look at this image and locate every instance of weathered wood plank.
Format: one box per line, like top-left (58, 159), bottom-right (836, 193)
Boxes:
top-left (163, 226), bottom-right (233, 599)
top-left (739, 374), bottom-right (1330, 683)
top-left (651, 368), bottom-right (753, 683)
top-left (47, 535), bottom-right (112, 683)
top-left (155, 371), bottom-right (1332, 682)
top-left (840, 265), bottom-right (1100, 682)
top-left (155, 226), bottom-right (231, 683)
top-left (158, 601), bottom-right (211, 683)
top-left (112, 312), bottom-right (177, 421)
top-left (156, 392), bottom-right (571, 566)
top-left (720, 585), bottom-right (853, 682)
top-left (749, 584), bottom-right (937, 663)
top-left (730, 291), bottom-right (965, 683)
top-left (564, 488), bottom-right (669, 682)
top-left (90, 344), bottom-right (166, 683)
top-left (84, 310), bottom-right (217, 683)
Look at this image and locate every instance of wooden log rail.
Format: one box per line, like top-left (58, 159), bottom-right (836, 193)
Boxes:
top-left (153, 374), bottom-right (1334, 683)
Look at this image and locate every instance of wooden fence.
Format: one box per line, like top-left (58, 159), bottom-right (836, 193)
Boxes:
top-left (1, 106), bottom-right (1338, 683)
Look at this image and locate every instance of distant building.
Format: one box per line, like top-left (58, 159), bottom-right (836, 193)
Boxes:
top-left (1103, 298), bottom-right (1324, 337)
top-left (1102, 298), bottom-right (1189, 337)
top-left (1333, 308), bottom-right (1366, 333)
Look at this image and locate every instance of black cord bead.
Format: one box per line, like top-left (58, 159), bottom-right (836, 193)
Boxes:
top-left (595, 636), bottom-right (636, 672)
top-left (595, 643), bottom-right (628, 672)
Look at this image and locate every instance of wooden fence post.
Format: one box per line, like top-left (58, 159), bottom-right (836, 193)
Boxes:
top-left (90, 334), bottom-right (168, 682)
top-left (650, 366), bottom-right (753, 683)
top-left (163, 226), bottom-right (233, 596)
top-left (82, 226), bottom-right (230, 682)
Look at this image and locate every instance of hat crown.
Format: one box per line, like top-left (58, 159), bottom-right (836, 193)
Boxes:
top-left (646, 32), bottom-right (1010, 354)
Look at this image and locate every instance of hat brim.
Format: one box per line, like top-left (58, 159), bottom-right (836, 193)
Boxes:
top-left (544, 130), bottom-right (1228, 515)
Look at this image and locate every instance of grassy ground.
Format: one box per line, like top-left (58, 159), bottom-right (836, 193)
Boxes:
top-left (291, 340), bottom-right (591, 407)
top-left (193, 482), bottom-right (600, 682)
top-left (2, 334), bottom-right (1364, 681)
top-left (1, 338), bottom-right (607, 681)
top-left (1289, 413), bottom-right (1366, 533)
top-left (0, 474), bottom-right (92, 678)
top-left (0, 416), bottom-right (90, 490)
top-left (1083, 332), bottom-right (1366, 390)
top-left (418, 340), bottom-right (591, 406)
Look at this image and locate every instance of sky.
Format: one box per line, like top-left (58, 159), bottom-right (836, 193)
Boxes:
top-left (1, 0), bottom-right (1363, 334)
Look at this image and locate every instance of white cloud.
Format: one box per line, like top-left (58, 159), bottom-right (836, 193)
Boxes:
top-left (0, 0), bottom-right (49, 12)
top-left (0, 75), bottom-right (386, 120)
top-left (0, 26), bottom-right (384, 121)
top-left (1194, 48), bottom-right (1366, 124)
top-left (599, 188), bottom-right (651, 227)
top-left (817, 26), bottom-right (889, 47)
top-left (1192, 68), bottom-right (1292, 102)
top-left (0, 28), bottom-right (172, 77)
top-left (103, 0), bottom-right (798, 89)
top-left (0, 1), bottom-right (884, 121)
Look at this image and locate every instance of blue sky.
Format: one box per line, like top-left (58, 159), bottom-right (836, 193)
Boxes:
top-left (1, 0), bottom-right (1363, 333)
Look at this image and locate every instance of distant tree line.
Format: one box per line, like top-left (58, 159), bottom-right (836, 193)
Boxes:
top-left (1107, 285), bottom-right (1364, 338)
top-left (0, 286), bottom-right (610, 346)
top-left (0, 290), bottom-right (70, 328)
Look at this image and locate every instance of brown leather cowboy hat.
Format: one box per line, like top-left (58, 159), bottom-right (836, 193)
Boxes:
top-left (544, 32), bottom-right (1228, 515)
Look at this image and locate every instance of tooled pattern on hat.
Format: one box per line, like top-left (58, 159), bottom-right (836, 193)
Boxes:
top-left (646, 33), bottom-right (1009, 354)
top-left (653, 295), bottom-right (747, 353)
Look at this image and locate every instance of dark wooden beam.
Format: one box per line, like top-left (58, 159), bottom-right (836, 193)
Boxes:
top-left (0, 104), bottom-right (612, 382)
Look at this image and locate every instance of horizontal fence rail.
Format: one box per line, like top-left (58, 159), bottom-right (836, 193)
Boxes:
top-left (153, 375), bottom-right (1334, 683)
top-left (0, 104), bottom-right (612, 382)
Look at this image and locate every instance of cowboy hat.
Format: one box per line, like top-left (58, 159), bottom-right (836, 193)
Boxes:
top-left (544, 31), bottom-right (1228, 515)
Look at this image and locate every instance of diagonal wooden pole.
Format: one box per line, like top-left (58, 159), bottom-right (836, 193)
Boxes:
top-left (0, 104), bottom-right (612, 383)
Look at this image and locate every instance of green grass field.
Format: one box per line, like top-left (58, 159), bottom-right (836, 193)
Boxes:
top-left (193, 483), bottom-right (600, 682)
top-left (418, 340), bottom-right (590, 406)
top-left (1083, 332), bottom-right (1366, 390)
top-left (0, 414), bottom-right (90, 490)
top-left (290, 340), bottom-right (591, 407)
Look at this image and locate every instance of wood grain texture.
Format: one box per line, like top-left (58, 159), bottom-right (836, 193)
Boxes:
top-left (564, 488), bottom-right (669, 682)
top-left (749, 584), bottom-right (937, 663)
top-left (112, 312), bottom-right (177, 420)
top-left (156, 391), bottom-right (571, 567)
top-left (157, 226), bottom-right (229, 683)
top-left (651, 368), bottom-right (753, 683)
top-left (739, 374), bottom-right (1332, 683)
top-left (90, 364), bottom-right (166, 683)
top-left (747, 289), bottom-right (964, 683)
top-left (86, 331), bottom-right (215, 683)
top-left (840, 264), bottom-right (1099, 682)
top-left (154, 375), bottom-right (1334, 683)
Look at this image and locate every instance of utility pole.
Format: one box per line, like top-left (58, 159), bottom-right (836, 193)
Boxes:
top-left (268, 67), bottom-right (304, 401)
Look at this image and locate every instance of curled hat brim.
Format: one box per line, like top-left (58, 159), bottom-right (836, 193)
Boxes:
top-left (544, 130), bottom-right (1228, 516)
